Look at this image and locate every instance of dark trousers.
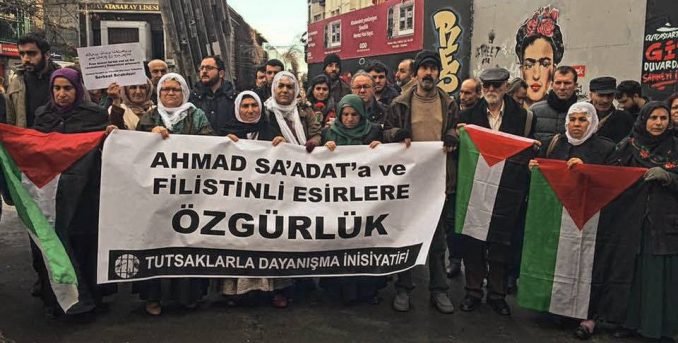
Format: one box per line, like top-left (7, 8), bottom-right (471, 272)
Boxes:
top-left (444, 194), bottom-right (463, 261)
top-left (395, 197), bottom-right (452, 293)
top-left (462, 236), bottom-right (510, 300)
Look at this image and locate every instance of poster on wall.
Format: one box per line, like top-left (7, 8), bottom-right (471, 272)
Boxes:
top-left (642, 0), bottom-right (678, 100)
top-left (307, 0), bottom-right (424, 64)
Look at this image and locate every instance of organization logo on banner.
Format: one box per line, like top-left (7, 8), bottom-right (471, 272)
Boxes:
top-left (114, 254), bottom-right (141, 279)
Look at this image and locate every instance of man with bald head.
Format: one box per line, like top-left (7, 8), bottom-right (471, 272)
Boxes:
top-left (458, 78), bottom-right (481, 111)
top-left (147, 59), bottom-right (168, 102)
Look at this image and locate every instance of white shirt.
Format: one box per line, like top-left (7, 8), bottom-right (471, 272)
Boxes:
top-left (486, 101), bottom-right (505, 131)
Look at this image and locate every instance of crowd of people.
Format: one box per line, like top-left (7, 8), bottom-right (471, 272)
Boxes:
top-left (1, 32), bottom-right (678, 342)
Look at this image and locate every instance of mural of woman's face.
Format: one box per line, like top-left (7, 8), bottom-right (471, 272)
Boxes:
top-left (521, 38), bottom-right (554, 105)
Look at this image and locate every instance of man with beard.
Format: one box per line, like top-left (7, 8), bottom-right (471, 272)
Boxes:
top-left (147, 59), bottom-right (168, 103)
top-left (365, 60), bottom-right (399, 106)
top-left (351, 71), bottom-right (386, 125)
top-left (6, 33), bottom-right (60, 128)
top-left (384, 50), bottom-right (459, 314)
top-left (457, 67), bottom-right (538, 316)
top-left (531, 66), bottom-right (579, 141)
top-left (254, 59), bottom-right (284, 101)
top-left (395, 58), bottom-right (415, 94)
top-left (323, 54), bottom-right (351, 104)
top-left (589, 77), bottom-right (634, 143)
top-left (615, 80), bottom-right (648, 119)
top-left (5, 33), bottom-right (60, 298)
top-left (189, 56), bottom-right (236, 136)
top-left (458, 78), bottom-right (482, 111)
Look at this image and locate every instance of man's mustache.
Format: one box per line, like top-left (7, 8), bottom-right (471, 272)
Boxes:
top-left (423, 76), bottom-right (434, 82)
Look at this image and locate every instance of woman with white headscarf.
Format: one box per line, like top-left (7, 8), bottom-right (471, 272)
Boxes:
top-left (264, 71), bottom-right (322, 152)
top-left (136, 73), bottom-right (214, 136)
top-left (134, 73), bottom-right (212, 316)
top-left (529, 101), bottom-right (616, 169)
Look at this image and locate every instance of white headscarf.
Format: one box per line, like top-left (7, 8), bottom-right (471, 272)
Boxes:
top-left (234, 90), bottom-right (262, 124)
top-left (264, 71), bottom-right (306, 145)
top-left (565, 101), bottom-right (599, 146)
top-left (156, 73), bottom-right (194, 131)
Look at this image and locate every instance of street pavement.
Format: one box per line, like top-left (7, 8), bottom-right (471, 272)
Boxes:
top-left (0, 204), bottom-right (645, 343)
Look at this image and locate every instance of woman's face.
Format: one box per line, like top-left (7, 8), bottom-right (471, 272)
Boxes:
top-left (341, 106), bottom-right (360, 129)
top-left (646, 107), bottom-right (670, 136)
top-left (127, 84), bottom-right (149, 105)
top-left (159, 80), bottom-right (183, 108)
top-left (567, 112), bottom-right (590, 139)
top-left (670, 98), bottom-right (678, 126)
top-left (521, 38), bottom-right (554, 105)
top-left (52, 77), bottom-right (77, 108)
top-left (313, 83), bottom-right (329, 101)
top-left (239, 97), bottom-right (261, 122)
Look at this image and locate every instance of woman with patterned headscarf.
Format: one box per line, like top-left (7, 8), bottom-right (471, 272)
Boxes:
top-left (106, 80), bottom-right (155, 130)
top-left (607, 101), bottom-right (678, 340)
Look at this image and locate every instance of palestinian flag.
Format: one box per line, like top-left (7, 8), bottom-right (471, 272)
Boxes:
top-left (455, 125), bottom-right (535, 243)
top-left (518, 159), bottom-right (647, 321)
top-left (0, 123), bottom-right (105, 313)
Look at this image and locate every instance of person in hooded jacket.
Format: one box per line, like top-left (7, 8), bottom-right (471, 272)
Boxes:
top-left (607, 101), bottom-right (678, 341)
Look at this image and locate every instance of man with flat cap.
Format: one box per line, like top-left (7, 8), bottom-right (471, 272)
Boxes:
top-left (589, 77), bottom-right (634, 143)
top-left (383, 50), bottom-right (459, 314)
top-left (457, 67), bottom-right (538, 316)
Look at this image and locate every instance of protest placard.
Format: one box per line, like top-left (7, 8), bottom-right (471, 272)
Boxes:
top-left (77, 43), bottom-right (147, 90)
top-left (97, 131), bottom-right (446, 283)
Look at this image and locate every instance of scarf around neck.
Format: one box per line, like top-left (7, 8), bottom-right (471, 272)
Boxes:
top-left (265, 71), bottom-right (306, 145)
top-left (156, 73), bottom-right (195, 131)
top-left (327, 94), bottom-right (371, 146)
top-left (546, 90), bottom-right (577, 113)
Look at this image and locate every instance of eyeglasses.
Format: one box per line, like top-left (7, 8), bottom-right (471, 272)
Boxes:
top-left (199, 65), bottom-right (219, 71)
top-left (19, 50), bottom-right (39, 57)
top-left (482, 81), bottom-right (504, 89)
top-left (160, 87), bottom-right (182, 93)
top-left (351, 85), bottom-right (373, 90)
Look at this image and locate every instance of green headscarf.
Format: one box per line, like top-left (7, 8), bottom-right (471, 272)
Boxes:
top-left (326, 94), bottom-right (372, 146)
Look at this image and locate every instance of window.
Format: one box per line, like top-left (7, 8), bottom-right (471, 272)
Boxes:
top-left (327, 20), bottom-right (341, 48)
top-left (387, 1), bottom-right (414, 38)
top-left (398, 4), bottom-right (414, 34)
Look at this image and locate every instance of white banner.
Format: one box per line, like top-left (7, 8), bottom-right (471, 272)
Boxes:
top-left (77, 43), bottom-right (147, 90)
top-left (97, 131), bottom-right (446, 283)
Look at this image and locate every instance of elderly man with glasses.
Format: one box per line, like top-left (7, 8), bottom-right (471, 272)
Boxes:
top-left (350, 71), bottom-right (387, 126)
top-left (456, 67), bottom-right (538, 317)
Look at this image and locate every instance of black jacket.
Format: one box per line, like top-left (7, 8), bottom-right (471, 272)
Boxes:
top-left (459, 95), bottom-right (537, 245)
top-left (459, 95), bottom-right (537, 138)
top-left (189, 80), bottom-right (236, 136)
top-left (595, 108), bottom-right (634, 144)
top-left (538, 134), bottom-right (616, 164)
top-left (366, 98), bottom-right (387, 126)
top-left (608, 136), bottom-right (678, 255)
top-left (377, 85), bottom-right (400, 106)
top-left (33, 101), bottom-right (109, 134)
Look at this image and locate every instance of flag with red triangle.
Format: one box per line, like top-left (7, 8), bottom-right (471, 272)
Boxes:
top-left (0, 123), bottom-right (105, 314)
top-left (455, 125), bottom-right (536, 243)
top-left (518, 158), bottom-right (647, 321)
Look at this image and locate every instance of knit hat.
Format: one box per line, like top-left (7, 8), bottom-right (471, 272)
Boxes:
top-left (414, 50), bottom-right (441, 72)
top-left (323, 53), bottom-right (342, 70)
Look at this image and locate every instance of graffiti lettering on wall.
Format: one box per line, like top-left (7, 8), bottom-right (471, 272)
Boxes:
top-left (515, 5), bottom-right (564, 107)
top-left (642, 22), bottom-right (678, 91)
top-left (475, 30), bottom-right (502, 67)
top-left (433, 9), bottom-right (462, 94)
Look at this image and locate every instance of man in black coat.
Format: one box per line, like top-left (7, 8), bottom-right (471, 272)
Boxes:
top-left (189, 56), bottom-right (236, 136)
top-left (589, 77), bottom-right (634, 143)
top-left (457, 67), bottom-right (538, 316)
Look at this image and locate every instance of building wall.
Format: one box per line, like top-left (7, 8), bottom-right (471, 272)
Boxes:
top-left (470, 0), bottom-right (647, 100)
top-left (323, 0), bottom-right (373, 19)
